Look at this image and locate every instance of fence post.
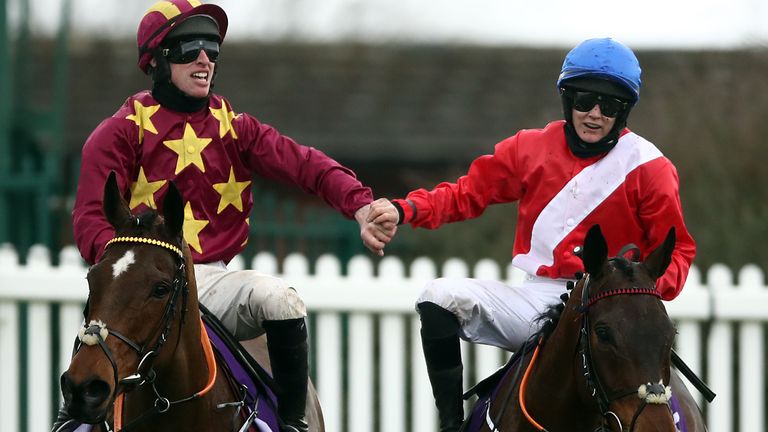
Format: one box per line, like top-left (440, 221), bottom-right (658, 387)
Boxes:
top-left (378, 256), bottom-right (408, 432)
top-left (0, 243), bottom-right (21, 432)
top-left (347, 255), bottom-right (375, 432)
top-left (307, 254), bottom-right (343, 432)
top-left (707, 264), bottom-right (734, 431)
top-left (736, 265), bottom-right (765, 432)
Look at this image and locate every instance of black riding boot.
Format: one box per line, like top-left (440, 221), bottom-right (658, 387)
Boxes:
top-left (427, 365), bottom-right (465, 432)
top-left (418, 301), bottom-right (464, 432)
top-left (264, 318), bottom-right (310, 432)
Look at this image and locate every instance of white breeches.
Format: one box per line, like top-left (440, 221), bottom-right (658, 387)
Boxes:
top-left (416, 275), bottom-right (570, 351)
top-left (195, 262), bottom-right (307, 341)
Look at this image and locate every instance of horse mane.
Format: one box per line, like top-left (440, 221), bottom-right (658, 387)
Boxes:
top-left (610, 256), bottom-right (635, 281)
top-left (529, 296), bottom-right (568, 343)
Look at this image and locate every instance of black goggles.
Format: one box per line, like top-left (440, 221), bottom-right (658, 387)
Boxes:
top-left (163, 39), bottom-right (220, 64)
top-left (566, 90), bottom-right (628, 118)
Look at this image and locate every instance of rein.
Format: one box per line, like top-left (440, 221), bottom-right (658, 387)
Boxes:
top-left (518, 337), bottom-right (547, 431)
top-left (78, 235), bottom-right (216, 431)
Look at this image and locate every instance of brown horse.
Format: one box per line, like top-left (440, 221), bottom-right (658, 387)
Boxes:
top-left (469, 225), bottom-right (707, 432)
top-left (58, 172), bottom-right (324, 432)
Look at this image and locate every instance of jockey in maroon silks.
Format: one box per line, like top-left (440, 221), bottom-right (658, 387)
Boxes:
top-left (69, 1), bottom-right (393, 431)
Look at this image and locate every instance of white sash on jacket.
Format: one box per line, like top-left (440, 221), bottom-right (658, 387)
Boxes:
top-left (512, 132), bottom-right (662, 274)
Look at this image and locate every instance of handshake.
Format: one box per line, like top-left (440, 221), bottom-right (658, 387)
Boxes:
top-left (355, 198), bottom-right (401, 257)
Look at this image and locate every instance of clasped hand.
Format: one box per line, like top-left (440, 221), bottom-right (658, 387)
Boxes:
top-left (355, 198), bottom-right (400, 256)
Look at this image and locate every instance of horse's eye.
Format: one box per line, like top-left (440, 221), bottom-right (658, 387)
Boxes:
top-left (152, 283), bottom-right (171, 298)
top-left (594, 326), bottom-right (612, 344)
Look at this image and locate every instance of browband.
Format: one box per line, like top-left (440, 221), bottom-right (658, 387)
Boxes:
top-left (106, 236), bottom-right (183, 259)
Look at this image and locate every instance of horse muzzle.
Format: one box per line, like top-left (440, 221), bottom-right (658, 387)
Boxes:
top-left (60, 371), bottom-right (112, 424)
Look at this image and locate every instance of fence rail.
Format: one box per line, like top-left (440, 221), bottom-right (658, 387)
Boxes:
top-left (0, 244), bottom-right (766, 432)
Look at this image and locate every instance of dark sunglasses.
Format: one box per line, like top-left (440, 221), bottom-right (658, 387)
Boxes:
top-left (566, 90), bottom-right (628, 118)
top-left (163, 39), bottom-right (220, 64)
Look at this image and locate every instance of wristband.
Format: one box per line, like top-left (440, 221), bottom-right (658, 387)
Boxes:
top-left (392, 201), bottom-right (405, 225)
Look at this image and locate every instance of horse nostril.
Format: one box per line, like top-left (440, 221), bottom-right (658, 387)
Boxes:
top-left (82, 378), bottom-right (111, 406)
top-left (61, 372), bottom-right (111, 409)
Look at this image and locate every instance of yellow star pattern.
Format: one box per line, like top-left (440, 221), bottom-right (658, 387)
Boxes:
top-left (126, 100), bottom-right (160, 143)
top-left (212, 168), bottom-right (251, 214)
top-left (182, 202), bottom-right (209, 254)
top-left (163, 124), bottom-right (212, 174)
top-left (128, 167), bottom-right (166, 210)
top-left (210, 101), bottom-right (239, 139)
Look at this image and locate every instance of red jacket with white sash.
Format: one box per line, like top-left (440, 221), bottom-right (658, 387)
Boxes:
top-left (395, 120), bottom-right (695, 300)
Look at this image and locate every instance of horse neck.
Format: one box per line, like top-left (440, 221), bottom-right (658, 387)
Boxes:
top-left (522, 293), bottom-right (598, 429)
top-left (157, 251), bottom-right (206, 391)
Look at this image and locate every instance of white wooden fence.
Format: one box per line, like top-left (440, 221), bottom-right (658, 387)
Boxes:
top-left (0, 244), bottom-right (766, 432)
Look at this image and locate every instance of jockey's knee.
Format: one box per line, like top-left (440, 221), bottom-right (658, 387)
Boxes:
top-left (417, 278), bottom-right (462, 312)
top-left (256, 279), bottom-right (307, 322)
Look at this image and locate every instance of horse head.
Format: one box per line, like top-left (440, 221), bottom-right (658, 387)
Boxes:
top-left (575, 224), bottom-right (678, 431)
top-left (60, 171), bottom-right (198, 425)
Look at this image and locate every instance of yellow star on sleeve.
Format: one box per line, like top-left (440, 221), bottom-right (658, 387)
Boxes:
top-left (210, 101), bottom-right (239, 139)
top-left (182, 202), bottom-right (209, 254)
top-left (163, 124), bottom-right (212, 174)
top-left (212, 168), bottom-right (252, 214)
top-left (128, 167), bottom-right (167, 210)
top-left (126, 100), bottom-right (160, 143)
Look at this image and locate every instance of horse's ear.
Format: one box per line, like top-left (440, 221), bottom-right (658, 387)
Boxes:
top-left (103, 171), bottom-right (133, 229)
top-left (643, 227), bottom-right (676, 280)
top-left (582, 224), bottom-right (608, 276)
top-left (162, 181), bottom-right (184, 240)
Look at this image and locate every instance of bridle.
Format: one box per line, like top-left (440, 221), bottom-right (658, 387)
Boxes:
top-left (577, 266), bottom-right (672, 432)
top-left (511, 262), bottom-right (674, 432)
top-left (78, 236), bottom-right (189, 390)
top-left (75, 235), bottom-right (214, 431)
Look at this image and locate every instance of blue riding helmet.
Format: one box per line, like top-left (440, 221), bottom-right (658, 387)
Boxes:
top-left (557, 38), bottom-right (642, 103)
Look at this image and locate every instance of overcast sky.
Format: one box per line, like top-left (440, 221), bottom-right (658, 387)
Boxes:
top-left (13, 0), bottom-right (768, 50)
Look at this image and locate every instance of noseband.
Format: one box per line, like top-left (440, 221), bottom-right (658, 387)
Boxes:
top-left (578, 269), bottom-right (672, 432)
top-left (77, 236), bottom-right (188, 403)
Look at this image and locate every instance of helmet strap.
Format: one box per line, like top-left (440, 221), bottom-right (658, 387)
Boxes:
top-left (147, 48), bottom-right (217, 114)
top-left (149, 48), bottom-right (171, 81)
top-left (561, 91), bottom-right (633, 158)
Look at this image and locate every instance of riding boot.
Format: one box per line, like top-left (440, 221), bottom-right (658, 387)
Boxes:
top-left (418, 301), bottom-right (464, 432)
top-left (264, 318), bottom-right (310, 432)
top-left (427, 365), bottom-right (465, 432)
